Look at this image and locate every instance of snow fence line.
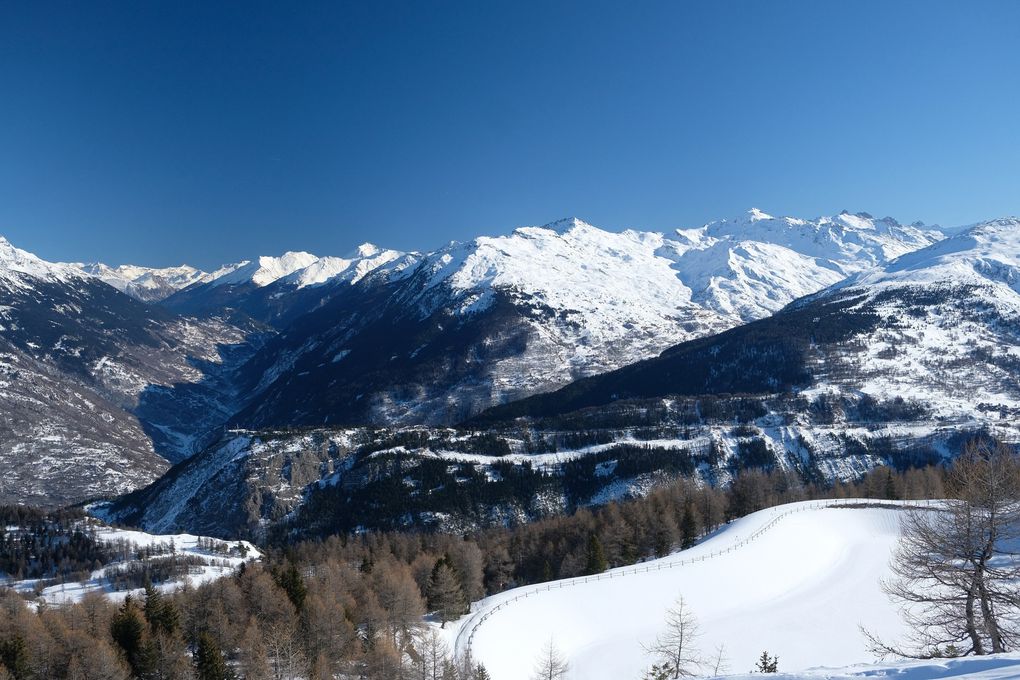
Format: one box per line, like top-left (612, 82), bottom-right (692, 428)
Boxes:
top-left (454, 497), bottom-right (935, 662)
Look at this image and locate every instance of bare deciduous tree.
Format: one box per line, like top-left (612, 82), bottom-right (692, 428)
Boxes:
top-left (532, 638), bottom-right (570, 680)
top-left (864, 440), bottom-right (1020, 658)
top-left (709, 643), bottom-right (729, 676)
top-left (412, 628), bottom-right (453, 680)
top-left (643, 595), bottom-right (703, 678)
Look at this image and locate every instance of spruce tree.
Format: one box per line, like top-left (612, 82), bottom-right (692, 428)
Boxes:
top-left (111, 596), bottom-right (157, 679)
top-left (427, 557), bottom-right (467, 627)
top-left (274, 562), bottom-right (308, 611)
top-left (680, 502), bottom-right (698, 549)
top-left (584, 534), bottom-right (608, 575)
top-left (195, 632), bottom-right (235, 680)
top-left (0, 636), bottom-right (29, 680)
top-left (143, 582), bottom-right (180, 636)
top-left (884, 468), bottom-right (899, 500)
top-left (755, 650), bottom-right (778, 673)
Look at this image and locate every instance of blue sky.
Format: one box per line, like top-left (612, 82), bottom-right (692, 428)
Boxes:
top-left (1, 1), bottom-right (1017, 269)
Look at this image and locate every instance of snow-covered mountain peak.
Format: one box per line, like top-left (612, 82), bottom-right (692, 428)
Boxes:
top-left (210, 251), bottom-right (319, 288)
top-left (848, 216), bottom-right (1020, 291)
top-left (350, 242), bottom-right (383, 258)
top-left (528, 216), bottom-right (595, 236)
top-left (281, 246), bottom-right (406, 289)
top-left (0, 235), bottom-right (81, 286)
top-left (966, 215), bottom-right (1020, 240)
top-left (251, 251), bottom-right (319, 286)
top-left (70, 262), bottom-right (210, 301)
top-left (696, 209), bottom-right (944, 274)
top-left (746, 207), bottom-right (776, 222)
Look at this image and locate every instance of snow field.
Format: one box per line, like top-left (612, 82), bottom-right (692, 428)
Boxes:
top-left (449, 500), bottom-right (924, 680)
top-left (5, 525), bottom-right (260, 606)
top-left (724, 653), bottom-right (1020, 680)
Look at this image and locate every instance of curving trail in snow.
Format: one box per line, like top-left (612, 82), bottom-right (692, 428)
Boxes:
top-left (449, 499), bottom-right (927, 679)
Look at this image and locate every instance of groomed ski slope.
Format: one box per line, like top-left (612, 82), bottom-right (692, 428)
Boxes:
top-left (449, 500), bottom-right (923, 679)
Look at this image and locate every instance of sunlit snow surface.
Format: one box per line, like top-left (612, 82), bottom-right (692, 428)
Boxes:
top-left (4, 523), bottom-right (260, 606)
top-left (723, 654), bottom-right (1020, 680)
top-left (448, 501), bottom-right (923, 679)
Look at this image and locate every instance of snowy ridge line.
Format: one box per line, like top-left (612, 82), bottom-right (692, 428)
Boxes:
top-left (454, 497), bottom-right (935, 662)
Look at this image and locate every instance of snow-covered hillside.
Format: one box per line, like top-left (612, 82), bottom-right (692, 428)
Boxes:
top-left (449, 500), bottom-right (917, 679)
top-left (671, 209), bottom-right (943, 321)
top-left (0, 211), bottom-right (956, 506)
top-left (232, 211), bottom-right (943, 428)
top-left (0, 234), bottom-right (268, 505)
top-left (5, 522), bottom-right (259, 606)
top-left (207, 251), bottom-right (319, 288)
top-left (799, 217), bottom-right (1020, 421)
top-left (277, 243), bottom-right (407, 289)
top-left (406, 210), bottom-right (941, 335)
top-left (0, 235), bottom-right (84, 288)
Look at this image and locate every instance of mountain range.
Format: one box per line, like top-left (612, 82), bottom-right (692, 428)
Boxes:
top-left (6, 208), bottom-right (1013, 527)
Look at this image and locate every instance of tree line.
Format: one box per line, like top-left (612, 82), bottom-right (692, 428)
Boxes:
top-left (0, 459), bottom-right (954, 679)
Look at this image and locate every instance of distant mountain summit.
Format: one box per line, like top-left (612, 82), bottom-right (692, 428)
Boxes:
top-left (476, 216), bottom-right (1020, 425)
top-left (223, 211), bottom-right (944, 428)
top-left (0, 235), bottom-right (258, 506)
top-left (0, 210), bottom-right (955, 507)
top-left (70, 262), bottom-right (209, 302)
top-left (1, 235), bottom-right (83, 287)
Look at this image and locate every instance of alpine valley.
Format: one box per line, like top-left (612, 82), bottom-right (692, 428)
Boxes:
top-left (7, 207), bottom-right (1016, 535)
top-left (0, 208), bottom-right (1003, 530)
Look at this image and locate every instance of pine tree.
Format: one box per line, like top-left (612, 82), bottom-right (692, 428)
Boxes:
top-left (584, 534), bottom-right (608, 575)
top-left (274, 562), bottom-right (307, 611)
top-left (884, 468), bottom-right (899, 500)
top-left (427, 557), bottom-right (467, 628)
top-left (195, 632), bottom-right (235, 680)
top-left (755, 650), bottom-right (779, 673)
top-left (110, 596), bottom-right (157, 679)
top-left (143, 582), bottom-right (180, 636)
top-left (0, 636), bottom-right (29, 680)
top-left (680, 502), bottom-right (698, 549)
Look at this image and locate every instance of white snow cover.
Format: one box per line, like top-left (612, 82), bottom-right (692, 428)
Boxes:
top-left (349, 211), bottom-right (944, 420)
top-left (447, 500), bottom-right (925, 679)
top-left (0, 235), bottom-right (83, 288)
top-left (4, 523), bottom-right (260, 606)
top-left (413, 211), bottom-right (943, 327)
top-left (4, 208), bottom-right (944, 313)
top-left (697, 208), bottom-right (943, 270)
top-left (209, 250), bottom-right (320, 287)
top-left (70, 262), bottom-right (210, 299)
top-left (722, 655), bottom-right (1020, 680)
top-left (278, 243), bottom-right (407, 289)
top-left (837, 217), bottom-right (1020, 293)
top-left (802, 217), bottom-right (1020, 419)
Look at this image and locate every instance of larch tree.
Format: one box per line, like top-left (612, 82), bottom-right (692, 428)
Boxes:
top-left (865, 440), bottom-right (1020, 658)
top-left (531, 638), bottom-right (569, 680)
top-left (643, 595), bottom-right (702, 679)
top-left (412, 628), bottom-right (452, 680)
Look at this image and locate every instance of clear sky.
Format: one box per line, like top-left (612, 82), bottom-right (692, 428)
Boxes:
top-left (1, 1), bottom-right (1017, 269)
